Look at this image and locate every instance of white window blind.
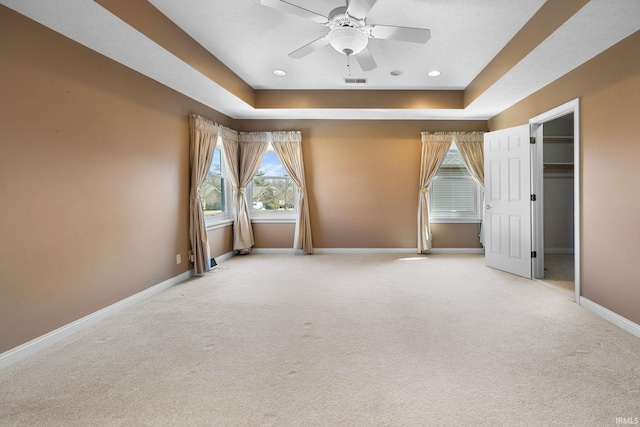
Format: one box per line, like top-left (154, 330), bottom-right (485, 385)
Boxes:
top-left (429, 144), bottom-right (482, 221)
top-left (431, 172), bottom-right (478, 213)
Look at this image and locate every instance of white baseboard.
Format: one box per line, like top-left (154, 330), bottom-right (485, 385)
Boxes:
top-left (0, 270), bottom-right (192, 371)
top-left (214, 251), bottom-right (235, 263)
top-left (579, 297), bottom-right (640, 339)
top-left (429, 248), bottom-right (485, 254)
top-left (251, 248), bottom-right (298, 255)
top-left (253, 248), bottom-right (485, 255)
top-left (313, 248), bottom-right (417, 254)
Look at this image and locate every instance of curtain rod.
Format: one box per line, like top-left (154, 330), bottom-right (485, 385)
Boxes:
top-left (421, 131), bottom-right (486, 135)
top-left (189, 114), bottom-right (238, 135)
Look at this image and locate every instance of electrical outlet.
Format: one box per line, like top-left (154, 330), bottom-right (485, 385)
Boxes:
top-left (176, 254), bottom-right (181, 264)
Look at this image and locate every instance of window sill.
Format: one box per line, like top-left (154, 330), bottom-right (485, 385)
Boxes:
top-left (205, 217), bottom-right (233, 230)
top-left (430, 218), bottom-right (482, 224)
top-left (251, 217), bottom-right (296, 224)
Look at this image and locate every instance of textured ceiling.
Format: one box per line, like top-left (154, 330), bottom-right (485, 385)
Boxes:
top-left (2, 0), bottom-right (639, 120)
top-left (148, 0), bottom-right (546, 90)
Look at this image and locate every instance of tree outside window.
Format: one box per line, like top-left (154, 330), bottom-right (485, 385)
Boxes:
top-left (250, 149), bottom-right (296, 216)
top-left (201, 146), bottom-right (225, 216)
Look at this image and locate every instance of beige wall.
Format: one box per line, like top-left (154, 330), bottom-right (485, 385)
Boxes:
top-left (0, 8), bottom-right (482, 353)
top-left (239, 120), bottom-right (486, 250)
top-left (207, 225), bottom-right (234, 258)
top-left (489, 31), bottom-right (640, 325)
top-left (252, 223), bottom-right (296, 249)
top-left (431, 223), bottom-right (483, 249)
top-left (6, 3), bottom-right (637, 356)
top-left (0, 8), bottom-right (234, 353)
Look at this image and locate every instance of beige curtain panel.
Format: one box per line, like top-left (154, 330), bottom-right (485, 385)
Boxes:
top-left (231, 132), bottom-right (269, 254)
top-left (219, 126), bottom-right (240, 214)
top-left (271, 131), bottom-right (313, 254)
top-left (455, 132), bottom-right (485, 188)
top-left (188, 114), bottom-right (218, 275)
top-left (417, 133), bottom-right (452, 253)
top-left (219, 126), bottom-right (240, 252)
top-left (455, 132), bottom-right (485, 246)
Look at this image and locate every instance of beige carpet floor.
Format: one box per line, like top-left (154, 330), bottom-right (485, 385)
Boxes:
top-left (539, 252), bottom-right (576, 294)
top-left (1, 253), bottom-right (639, 426)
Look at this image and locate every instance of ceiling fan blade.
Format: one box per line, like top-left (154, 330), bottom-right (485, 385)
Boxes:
top-left (289, 35), bottom-right (330, 59)
top-left (346, 0), bottom-right (378, 21)
top-left (261, 0), bottom-right (330, 25)
top-left (367, 25), bottom-right (431, 43)
top-left (354, 47), bottom-right (377, 71)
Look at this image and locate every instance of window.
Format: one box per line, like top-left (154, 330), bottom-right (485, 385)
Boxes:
top-left (249, 146), bottom-right (296, 221)
top-left (429, 143), bottom-right (482, 222)
top-left (200, 140), bottom-right (231, 226)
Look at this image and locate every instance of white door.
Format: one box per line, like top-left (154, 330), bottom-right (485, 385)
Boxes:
top-left (484, 125), bottom-right (532, 278)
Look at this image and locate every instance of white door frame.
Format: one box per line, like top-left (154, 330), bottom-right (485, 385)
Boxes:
top-left (529, 98), bottom-right (581, 303)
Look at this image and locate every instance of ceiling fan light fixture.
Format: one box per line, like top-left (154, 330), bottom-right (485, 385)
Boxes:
top-left (327, 26), bottom-right (368, 56)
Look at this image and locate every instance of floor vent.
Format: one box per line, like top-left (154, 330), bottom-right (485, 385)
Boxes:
top-left (344, 78), bottom-right (367, 84)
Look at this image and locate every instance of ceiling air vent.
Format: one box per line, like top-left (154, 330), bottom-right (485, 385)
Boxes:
top-left (344, 78), bottom-right (367, 84)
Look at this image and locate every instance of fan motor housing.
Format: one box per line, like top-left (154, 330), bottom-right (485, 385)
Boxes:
top-left (328, 6), bottom-right (364, 29)
top-left (326, 5), bottom-right (368, 55)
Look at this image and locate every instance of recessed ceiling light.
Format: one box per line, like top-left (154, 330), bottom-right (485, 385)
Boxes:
top-left (428, 70), bottom-right (441, 77)
top-left (273, 69), bottom-right (287, 76)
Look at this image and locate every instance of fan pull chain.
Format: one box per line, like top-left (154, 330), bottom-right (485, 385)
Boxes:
top-left (346, 54), bottom-right (351, 76)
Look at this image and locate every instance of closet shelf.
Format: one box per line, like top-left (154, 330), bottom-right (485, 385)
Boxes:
top-left (544, 136), bottom-right (574, 140)
top-left (543, 163), bottom-right (574, 170)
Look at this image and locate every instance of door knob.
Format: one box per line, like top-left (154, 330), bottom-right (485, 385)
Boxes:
top-left (486, 205), bottom-right (492, 210)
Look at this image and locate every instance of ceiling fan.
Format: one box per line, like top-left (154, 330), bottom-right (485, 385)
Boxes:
top-left (260, 0), bottom-right (431, 71)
